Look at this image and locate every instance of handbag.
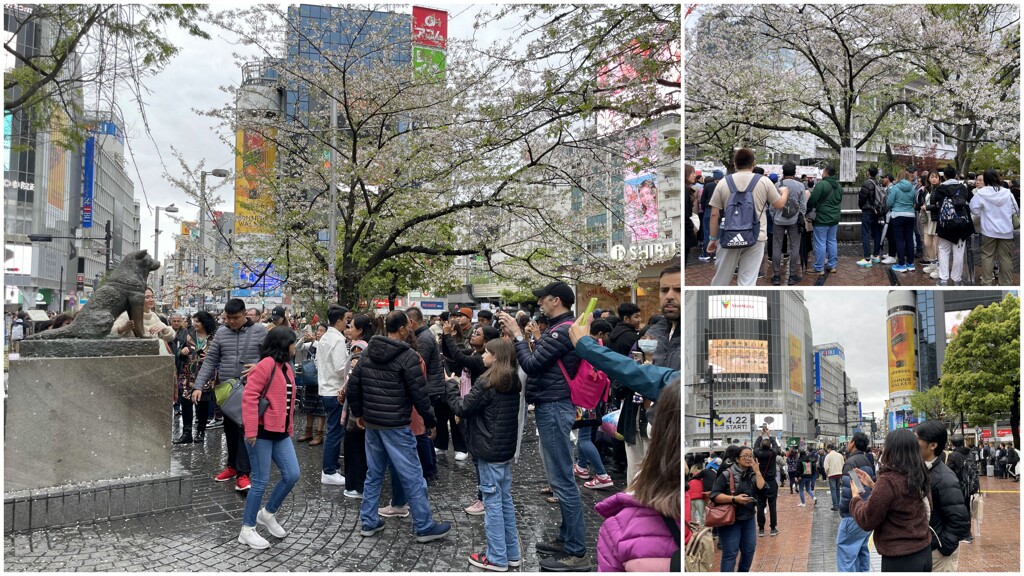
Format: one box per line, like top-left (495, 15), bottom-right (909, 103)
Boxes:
top-left (1013, 211), bottom-right (1020, 230)
top-left (600, 409), bottom-right (624, 440)
top-left (301, 358), bottom-right (318, 387)
top-left (704, 470), bottom-right (737, 528)
top-left (220, 363), bottom-right (276, 426)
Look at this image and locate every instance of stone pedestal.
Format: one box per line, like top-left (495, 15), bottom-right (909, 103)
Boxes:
top-left (4, 344), bottom-right (191, 532)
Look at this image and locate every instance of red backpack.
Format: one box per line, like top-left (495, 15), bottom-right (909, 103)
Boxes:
top-left (552, 321), bottom-right (611, 410)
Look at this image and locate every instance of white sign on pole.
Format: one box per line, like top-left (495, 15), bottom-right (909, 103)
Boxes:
top-left (694, 413), bottom-right (751, 434)
top-left (840, 147), bottom-right (856, 182)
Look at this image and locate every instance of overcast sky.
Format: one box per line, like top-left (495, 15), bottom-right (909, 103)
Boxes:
top-left (804, 290), bottom-right (891, 420)
top-left (122, 2), bottom-right (512, 263)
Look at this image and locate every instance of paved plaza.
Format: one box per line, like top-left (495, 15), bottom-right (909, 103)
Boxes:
top-left (708, 476), bottom-right (1020, 572)
top-left (5, 412), bottom-right (623, 571)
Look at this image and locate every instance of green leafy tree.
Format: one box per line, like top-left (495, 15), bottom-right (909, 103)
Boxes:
top-left (941, 294), bottom-right (1020, 449)
top-left (909, 386), bottom-right (948, 424)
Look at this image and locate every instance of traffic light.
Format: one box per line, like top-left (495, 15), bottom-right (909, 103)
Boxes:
top-left (28, 234), bottom-right (53, 242)
top-left (814, 419), bottom-right (821, 437)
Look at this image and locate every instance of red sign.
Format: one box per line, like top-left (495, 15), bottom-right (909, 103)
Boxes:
top-left (76, 274), bottom-right (85, 282)
top-left (412, 6), bottom-right (447, 49)
top-left (980, 428), bottom-right (1014, 438)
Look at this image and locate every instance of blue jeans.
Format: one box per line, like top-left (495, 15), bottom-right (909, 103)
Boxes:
top-left (836, 516), bottom-right (872, 572)
top-left (719, 516), bottom-right (757, 572)
top-left (478, 459), bottom-right (522, 566)
top-left (417, 434), bottom-right (437, 479)
top-left (388, 461), bottom-right (408, 507)
top-left (892, 216), bottom-right (915, 266)
top-left (242, 437), bottom-right (300, 527)
top-left (361, 427), bottom-right (436, 534)
top-left (799, 476), bottom-right (815, 504)
top-left (575, 426), bottom-right (606, 476)
top-left (813, 224), bottom-right (839, 271)
top-left (321, 396), bottom-right (345, 475)
top-left (860, 212), bottom-right (882, 258)
top-left (829, 477), bottom-right (842, 509)
top-left (702, 210), bottom-right (713, 257)
top-left (535, 401), bottom-right (587, 556)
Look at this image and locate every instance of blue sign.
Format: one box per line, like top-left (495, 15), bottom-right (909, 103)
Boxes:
top-left (95, 121), bottom-right (124, 145)
top-left (420, 301), bottom-right (444, 311)
top-left (231, 261), bottom-right (284, 297)
top-left (813, 352), bottom-right (822, 404)
top-left (82, 137), bottom-right (95, 228)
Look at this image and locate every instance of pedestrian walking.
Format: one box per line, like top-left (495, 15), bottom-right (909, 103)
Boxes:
top-left (444, 338), bottom-right (523, 572)
top-left (296, 324), bottom-right (327, 444)
top-left (798, 450), bottom-right (817, 506)
top-left (850, 428), bottom-right (932, 572)
top-left (238, 326), bottom-right (301, 550)
top-left (316, 305), bottom-right (351, 486)
top-left (753, 433), bottom-right (780, 537)
top-left (915, 421), bottom-right (970, 571)
top-left (824, 444), bottom-right (845, 511)
top-left (711, 445), bottom-right (766, 572)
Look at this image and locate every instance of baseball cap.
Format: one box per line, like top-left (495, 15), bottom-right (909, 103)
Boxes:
top-left (271, 306), bottom-right (286, 319)
top-left (531, 281), bottom-right (575, 306)
top-left (452, 307), bottom-right (472, 319)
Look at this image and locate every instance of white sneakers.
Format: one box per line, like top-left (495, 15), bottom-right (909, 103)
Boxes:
top-left (454, 452), bottom-right (470, 462)
top-left (881, 256), bottom-right (897, 264)
top-left (343, 489), bottom-right (363, 499)
top-left (238, 525), bottom-right (270, 550)
top-left (257, 508), bottom-right (287, 538)
top-left (321, 472), bottom-right (346, 486)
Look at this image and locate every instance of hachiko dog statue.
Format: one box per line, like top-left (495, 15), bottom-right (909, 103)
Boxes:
top-left (27, 250), bottom-right (161, 340)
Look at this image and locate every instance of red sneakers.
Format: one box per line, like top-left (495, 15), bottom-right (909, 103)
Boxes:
top-left (235, 475), bottom-right (251, 491)
top-left (214, 466), bottom-right (238, 482)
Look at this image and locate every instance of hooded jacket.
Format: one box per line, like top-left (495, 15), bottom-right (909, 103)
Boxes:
top-left (607, 322), bottom-right (639, 357)
top-left (444, 371), bottom-right (521, 462)
top-left (858, 177), bottom-right (881, 213)
top-left (513, 311), bottom-right (579, 405)
top-left (969, 185), bottom-right (1018, 240)
top-left (596, 492), bottom-right (679, 573)
top-left (808, 175), bottom-right (843, 227)
top-left (839, 449), bottom-right (875, 517)
top-left (415, 325), bottom-right (445, 396)
top-left (347, 335), bottom-right (436, 430)
top-left (193, 320), bottom-right (267, 389)
top-left (886, 179), bottom-right (917, 215)
top-left (927, 458), bottom-right (970, 556)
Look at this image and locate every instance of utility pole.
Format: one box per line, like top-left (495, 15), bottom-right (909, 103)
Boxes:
top-left (327, 90), bottom-right (338, 302)
top-left (104, 220), bottom-right (111, 272)
top-left (843, 370), bottom-right (849, 440)
top-left (706, 364), bottom-right (715, 446)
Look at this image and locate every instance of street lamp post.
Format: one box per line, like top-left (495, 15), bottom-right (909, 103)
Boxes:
top-left (154, 204), bottom-right (179, 301)
top-left (198, 169), bottom-right (229, 311)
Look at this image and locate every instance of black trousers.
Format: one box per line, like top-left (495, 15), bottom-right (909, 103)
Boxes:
top-left (881, 545), bottom-right (931, 572)
top-left (756, 484), bottom-right (778, 530)
top-left (180, 399), bottom-right (209, 434)
top-left (344, 426), bottom-right (367, 493)
top-left (431, 395), bottom-right (466, 453)
top-left (224, 417), bottom-right (251, 475)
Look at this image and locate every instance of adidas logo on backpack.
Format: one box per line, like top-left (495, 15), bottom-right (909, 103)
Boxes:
top-left (726, 234), bottom-right (748, 247)
top-left (720, 174), bottom-right (765, 249)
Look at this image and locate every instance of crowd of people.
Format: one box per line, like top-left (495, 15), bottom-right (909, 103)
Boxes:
top-left (684, 148), bottom-right (1020, 286)
top-left (685, 424), bottom-right (1018, 572)
top-left (19, 263), bottom-right (681, 571)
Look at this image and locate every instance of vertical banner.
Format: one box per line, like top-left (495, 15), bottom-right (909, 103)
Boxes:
top-left (82, 136), bottom-right (95, 228)
top-left (412, 7), bottom-right (447, 81)
top-left (233, 129), bottom-right (277, 235)
top-left (623, 131), bottom-right (659, 242)
top-left (887, 314), bottom-right (916, 394)
top-left (789, 333), bottom-right (803, 396)
top-left (814, 352), bottom-right (822, 404)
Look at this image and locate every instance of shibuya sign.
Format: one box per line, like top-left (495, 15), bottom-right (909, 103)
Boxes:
top-left (609, 241), bottom-right (678, 262)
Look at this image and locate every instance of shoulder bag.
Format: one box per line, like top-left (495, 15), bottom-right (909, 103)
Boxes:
top-left (703, 470), bottom-right (737, 528)
top-left (220, 362), bottom-right (276, 426)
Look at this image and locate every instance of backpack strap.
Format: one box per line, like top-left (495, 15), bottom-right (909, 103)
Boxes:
top-left (663, 516), bottom-right (681, 571)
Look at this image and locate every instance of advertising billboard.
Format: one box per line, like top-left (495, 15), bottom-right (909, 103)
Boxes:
top-left (887, 314), bottom-right (916, 394)
top-left (693, 413), bottom-right (750, 434)
top-left (788, 333), bottom-right (803, 396)
top-left (623, 131), bottom-right (659, 242)
top-left (46, 114), bottom-right (68, 212)
top-left (232, 260), bottom-right (284, 298)
top-left (233, 129), bottom-right (276, 235)
top-left (944, 309), bottom-right (972, 343)
top-left (412, 46), bottom-right (446, 78)
top-left (890, 409), bottom-right (921, 430)
top-left (754, 413), bottom-right (787, 431)
top-left (709, 339), bottom-right (768, 388)
top-left (707, 294), bottom-right (768, 320)
top-left (412, 6), bottom-right (447, 49)
top-left (82, 136), bottom-right (95, 228)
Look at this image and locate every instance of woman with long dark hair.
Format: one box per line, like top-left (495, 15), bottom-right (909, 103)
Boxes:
top-left (710, 444), bottom-right (765, 571)
top-left (850, 428), bottom-right (932, 571)
top-left (176, 311), bottom-right (218, 444)
top-left (238, 326), bottom-right (300, 550)
top-left (341, 314), bottom-right (374, 500)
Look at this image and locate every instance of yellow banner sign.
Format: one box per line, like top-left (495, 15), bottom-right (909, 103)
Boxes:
top-left (887, 314), bottom-right (916, 394)
top-left (789, 333), bottom-right (803, 395)
top-left (233, 129), bottom-right (276, 235)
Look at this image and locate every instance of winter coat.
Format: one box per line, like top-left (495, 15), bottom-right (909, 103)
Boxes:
top-left (839, 450), bottom-right (875, 517)
top-left (194, 320), bottom-right (267, 389)
top-left (850, 469), bottom-right (931, 558)
top-left (607, 323), bottom-right (639, 358)
top-left (930, 181), bottom-right (975, 242)
top-left (596, 492), bottom-right (680, 573)
top-left (858, 178), bottom-right (881, 213)
top-left (644, 319), bottom-right (680, 371)
top-left (513, 311), bottom-right (580, 405)
top-left (242, 357), bottom-right (297, 438)
top-left (928, 459), bottom-right (970, 557)
top-left (111, 310), bottom-right (176, 342)
top-left (415, 325), bottom-right (445, 397)
top-left (969, 185), bottom-right (1018, 240)
top-left (886, 179), bottom-right (917, 215)
top-left (440, 333), bottom-right (486, 383)
top-left (444, 372), bottom-right (521, 463)
top-left (347, 335), bottom-right (437, 430)
top-left (808, 175), bottom-right (843, 226)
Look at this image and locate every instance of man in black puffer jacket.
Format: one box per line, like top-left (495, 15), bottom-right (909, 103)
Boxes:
top-left (837, 432), bottom-right (875, 571)
top-left (916, 420), bottom-right (970, 571)
top-left (347, 310), bottom-right (450, 544)
top-left (496, 281), bottom-right (591, 572)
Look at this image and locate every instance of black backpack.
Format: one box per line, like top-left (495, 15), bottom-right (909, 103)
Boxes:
top-left (779, 182), bottom-right (802, 219)
top-left (960, 450), bottom-right (981, 501)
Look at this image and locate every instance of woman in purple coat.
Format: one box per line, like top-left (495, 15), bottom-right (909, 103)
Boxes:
top-left (595, 379), bottom-right (680, 571)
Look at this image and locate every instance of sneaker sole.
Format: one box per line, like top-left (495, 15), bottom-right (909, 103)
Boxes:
top-left (539, 560), bottom-right (592, 572)
top-left (214, 476), bottom-right (236, 482)
top-left (468, 558), bottom-right (508, 572)
top-left (379, 512), bottom-right (410, 518)
top-left (415, 528), bottom-right (450, 543)
top-left (343, 492), bottom-right (363, 499)
top-left (536, 547), bottom-right (564, 557)
top-left (464, 510), bottom-right (485, 516)
top-left (583, 483), bottom-right (613, 490)
top-left (238, 535), bottom-right (270, 550)
top-left (235, 485), bottom-right (250, 492)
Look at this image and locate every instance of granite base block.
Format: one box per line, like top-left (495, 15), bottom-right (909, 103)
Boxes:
top-left (18, 338), bottom-right (162, 358)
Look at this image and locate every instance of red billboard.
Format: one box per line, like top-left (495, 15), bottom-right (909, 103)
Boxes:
top-left (413, 6), bottom-right (447, 49)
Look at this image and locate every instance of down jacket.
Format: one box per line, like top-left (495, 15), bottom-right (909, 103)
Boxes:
top-left (514, 311), bottom-right (579, 405)
top-left (596, 492), bottom-right (679, 572)
top-left (440, 333), bottom-right (486, 383)
top-left (193, 320), bottom-right (267, 389)
top-left (928, 459), bottom-right (971, 557)
top-left (347, 335), bottom-right (436, 430)
top-left (444, 372), bottom-right (521, 463)
top-left (644, 319), bottom-right (680, 371)
top-left (839, 450), bottom-right (875, 517)
top-left (415, 326), bottom-right (445, 397)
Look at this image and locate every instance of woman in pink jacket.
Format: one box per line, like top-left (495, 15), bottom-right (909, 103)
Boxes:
top-left (238, 326), bottom-right (300, 550)
top-left (595, 379), bottom-right (681, 571)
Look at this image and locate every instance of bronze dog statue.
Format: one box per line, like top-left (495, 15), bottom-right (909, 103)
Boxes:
top-left (28, 250), bottom-right (161, 339)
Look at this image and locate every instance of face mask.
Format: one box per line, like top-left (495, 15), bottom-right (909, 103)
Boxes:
top-left (637, 340), bottom-right (658, 354)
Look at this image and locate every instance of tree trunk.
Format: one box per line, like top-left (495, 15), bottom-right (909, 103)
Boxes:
top-left (337, 270), bottom-right (360, 311)
top-left (1012, 381), bottom-right (1020, 450)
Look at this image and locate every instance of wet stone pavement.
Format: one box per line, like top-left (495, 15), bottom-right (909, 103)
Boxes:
top-left (5, 411), bottom-right (624, 572)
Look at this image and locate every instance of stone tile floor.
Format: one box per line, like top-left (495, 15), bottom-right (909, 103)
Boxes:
top-left (5, 411), bottom-right (626, 571)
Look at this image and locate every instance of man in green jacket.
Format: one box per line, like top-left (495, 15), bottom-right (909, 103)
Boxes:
top-left (808, 165), bottom-right (844, 275)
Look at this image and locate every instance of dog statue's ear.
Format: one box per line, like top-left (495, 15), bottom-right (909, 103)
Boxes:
top-left (135, 251), bottom-right (147, 260)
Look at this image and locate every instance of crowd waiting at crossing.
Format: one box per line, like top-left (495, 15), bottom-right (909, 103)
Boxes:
top-left (684, 148), bottom-right (1020, 286)
top-left (76, 263), bottom-right (683, 572)
top-left (685, 423), bottom-right (1020, 572)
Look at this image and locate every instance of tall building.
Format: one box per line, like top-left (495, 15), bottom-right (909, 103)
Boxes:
top-left (813, 343), bottom-right (850, 442)
top-left (684, 290), bottom-right (815, 448)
